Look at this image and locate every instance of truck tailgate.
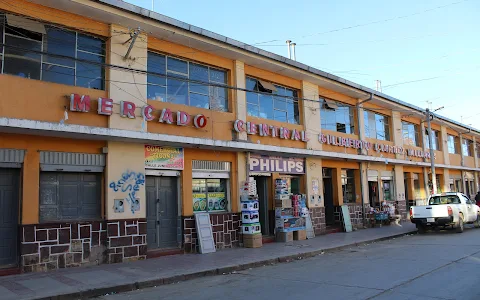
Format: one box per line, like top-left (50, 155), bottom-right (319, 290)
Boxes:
top-left (411, 206), bottom-right (449, 218)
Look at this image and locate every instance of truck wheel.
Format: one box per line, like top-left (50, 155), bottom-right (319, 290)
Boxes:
top-left (474, 215), bottom-right (480, 228)
top-left (456, 215), bottom-right (464, 233)
top-left (416, 224), bottom-right (426, 234)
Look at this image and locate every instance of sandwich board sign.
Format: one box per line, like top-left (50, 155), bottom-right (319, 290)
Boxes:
top-left (341, 205), bottom-right (353, 233)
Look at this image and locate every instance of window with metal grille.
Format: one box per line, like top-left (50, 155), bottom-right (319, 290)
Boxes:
top-left (0, 13), bottom-right (105, 89)
top-left (39, 172), bottom-right (101, 222)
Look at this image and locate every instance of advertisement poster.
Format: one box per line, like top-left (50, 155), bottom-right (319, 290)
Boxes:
top-left (193, 193), bottom-right (207, 212)
top-left (207, 192), bottom-right (227, 211)
top-left (145, 146), bottom-right (184, 170)
top-left (312, 179), bottom-right (319, 195)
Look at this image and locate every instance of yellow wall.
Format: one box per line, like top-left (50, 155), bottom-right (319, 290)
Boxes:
top-left (0, 75), bottom-right (108, 127)
top-left (0, 133), bottom-right (105, 224)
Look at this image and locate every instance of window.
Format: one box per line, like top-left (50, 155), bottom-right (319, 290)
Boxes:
top-left (192, 178), bottom-right (228, 212)
top-left (477, 143), bottom-right (480, 158)
top-left (246, 77), bottom-right (300, 124)
top-left (364, 111), bottom-right (390, 141)
top-left (424, 129), bottom-right (440, 150)
top-left (447, 135), bottom-right (460, 154)
top-left (462, 139), bottom-right (473, 156)
top-left (147, 52), bottom-right (228, 111)
top-left (39, 172), bottom-right (101, 222)
top-left (402, 121), bottom-right (420, 147)
top-left (341, 169), bottom-right (355, 204)
top-left (320, 98), bottom-right (355, 134)
top-left (1, 14), bottom-right (105, 89)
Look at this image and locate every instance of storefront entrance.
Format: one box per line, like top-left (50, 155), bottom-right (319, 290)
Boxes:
top-left (0, 168), bottom-right (19, 268)
top-left (368, 181), bottom-right (379, 208)
top-left (253, 176), bottom-right (270, 235)
top-left (323, 169), bottom-right (335, 226)
top-left (146, 176), bottom-right (179, 249)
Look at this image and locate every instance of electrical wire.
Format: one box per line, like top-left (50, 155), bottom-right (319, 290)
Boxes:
top-left (251, 0), bottom-right (473, 45)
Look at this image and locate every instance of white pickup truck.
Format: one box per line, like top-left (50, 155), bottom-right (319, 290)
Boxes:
top-left (410, 192), bottom-right (480, 233)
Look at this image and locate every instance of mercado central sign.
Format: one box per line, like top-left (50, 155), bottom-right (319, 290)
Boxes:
top-left (233, 119), bottom-right (432, 160)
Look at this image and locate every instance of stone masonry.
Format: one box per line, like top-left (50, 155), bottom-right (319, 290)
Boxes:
top-left (309, 207), bottom-right (326, 235)
top-left (20, 221), bottom-right (107, 273)
top-left (106, 219), bottom-right (147, 264)
top-left (334, 204), bottom-right (368, 230)
top-left (183, 213), bottom-right (240, 253)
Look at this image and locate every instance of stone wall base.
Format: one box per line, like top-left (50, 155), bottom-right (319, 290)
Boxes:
top-left (21, 221), bottom-right (107, 273)
top-left (106, 219), bottom-right (147, 264)
top-left (309, 207), bottom-right (326, 235)
top-left (183, 213), bottom-right (240, 253)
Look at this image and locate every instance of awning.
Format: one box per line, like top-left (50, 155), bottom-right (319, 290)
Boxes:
top-left (324, 99), bottom-right (338, 110)
top-left (6, 14), bottom-right (46, 34)
top-left (257, 80), bottom-right (277, 92)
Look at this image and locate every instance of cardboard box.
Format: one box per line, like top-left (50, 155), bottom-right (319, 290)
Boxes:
top-left (293, 230), bottom-right (307, 241)
top-left (243, 233), bottom-right (262, 248)
top-left (275, 231), bottom-right (293, 243)
top-left (275, 199), bottom-right (292, 208)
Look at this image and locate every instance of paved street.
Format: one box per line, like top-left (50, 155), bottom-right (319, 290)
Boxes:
top-left (96, 227), bottom-right (480, 300)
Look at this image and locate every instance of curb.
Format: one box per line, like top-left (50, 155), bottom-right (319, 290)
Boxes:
top-left (39, 230), bottom-right (417, 300)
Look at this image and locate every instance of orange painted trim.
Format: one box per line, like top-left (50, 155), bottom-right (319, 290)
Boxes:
top-left (0, 133), bottom-right (106, 225)
top-left (244, 65), bottom-right (302, 90)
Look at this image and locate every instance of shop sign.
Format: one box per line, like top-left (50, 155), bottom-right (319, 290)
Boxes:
top-left (145, 145), bottom-right (184, 170)
top-left (69, 94), bottom-right (207, 128)
top-left (233, 119), bottom-right (309, 142)
top-left (318, 133), bottom-right (432, 159)
top-left (249, 154), bottom-right (304, 174)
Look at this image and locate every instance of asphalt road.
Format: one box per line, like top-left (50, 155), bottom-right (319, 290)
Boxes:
top-left (96, 226), bottom-right (480, 300)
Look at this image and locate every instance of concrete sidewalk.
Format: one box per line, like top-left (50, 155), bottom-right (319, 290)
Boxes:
top-left (0, 224), bottom-right (416, 300)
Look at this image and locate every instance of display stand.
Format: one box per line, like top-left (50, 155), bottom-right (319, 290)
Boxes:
top-left (240, 178), bottom-right (262, 248)
top-left (274, 179), bottom-right (307, 242)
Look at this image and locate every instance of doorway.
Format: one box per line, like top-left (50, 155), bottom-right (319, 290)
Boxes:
top-left (146, 176), bottom-right (179, 249)
top-left (0, 168), bottom-right (19, 268)
top-left (368, 181), bottom-right (379, 208)
top-left (323, 168), bottom-right (334, 226)
top-left (253, 176), bottom-right (270, 236)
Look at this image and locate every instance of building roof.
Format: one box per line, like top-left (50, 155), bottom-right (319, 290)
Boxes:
top-left (43, 0), bottom-right (480, 135)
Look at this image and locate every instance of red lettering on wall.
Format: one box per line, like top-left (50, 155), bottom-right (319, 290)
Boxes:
top-left (120, 101), bottom-right (136, 119)
top-left (70, 94), bottom-right (91, 112)
top-left (142, 105), bottom-right (154, 121)
top-left (160, 108), bottom-right (174, 124)
top-left (97, 98), bottom-right (113, 115)
top-left (176, 111), bottom-right (190, 126)
top-left (193, 114), bottom-right (207, 128)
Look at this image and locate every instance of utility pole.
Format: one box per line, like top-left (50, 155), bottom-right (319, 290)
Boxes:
top-left (426, 108), bottom-right (437, 195)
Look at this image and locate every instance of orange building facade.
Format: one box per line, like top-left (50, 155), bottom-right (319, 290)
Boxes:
top-left (0, 0), bottom-right (479, 273)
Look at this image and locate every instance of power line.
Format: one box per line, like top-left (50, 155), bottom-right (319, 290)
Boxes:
top-left (251, 0), bottom-right (472, 45)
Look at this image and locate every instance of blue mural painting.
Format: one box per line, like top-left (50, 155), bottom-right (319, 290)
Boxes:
top-left (109, 170), bottom-right (145, 214)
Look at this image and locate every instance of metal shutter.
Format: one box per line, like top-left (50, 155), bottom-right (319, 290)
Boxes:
top-left (40, 151), bottom-right (105, 172)
top-left (39, 172), bottom-right (101, 222)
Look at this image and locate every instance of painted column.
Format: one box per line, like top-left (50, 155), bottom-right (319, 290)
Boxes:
top-left (394, 166), bottom-right (406, 219)
top-left (105, 25), bottom-right (148, 263)
top-left (302, 81), bottom-right (321, 150)
top-left (440, 126), bottom-right (450, 165)
top-left (356, 100), bottom-right (369, 208)
top-left (305, 157), bottom-right (325, 235)
top-left (473, 137), bottom-right (479, 192)
top-left (234, 60), bottom-right (247, 141)
top-left (391, 111), bottom-right (404, 160)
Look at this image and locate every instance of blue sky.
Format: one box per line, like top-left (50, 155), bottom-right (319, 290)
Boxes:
top-left (129, 0), bottom-right (479, 129)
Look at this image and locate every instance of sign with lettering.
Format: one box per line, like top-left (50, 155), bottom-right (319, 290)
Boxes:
top-left (319, 133), bottom-right (432, 159)
top-left (145, 146), bottom-right (184, 170)
top-left (234, 119), bottom-right (308, 142)
top-left (69, 93), bottom-right (207, 129)
top-left (249, 154), bottom-right (304, 174)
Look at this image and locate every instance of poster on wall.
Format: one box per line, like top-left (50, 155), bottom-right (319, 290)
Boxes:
top-left (207, 192), bottom-right (227, 211)
top-left (145, 145), bottom-right (184, 170)
top-left (193, 193), bottom-right (208, 212)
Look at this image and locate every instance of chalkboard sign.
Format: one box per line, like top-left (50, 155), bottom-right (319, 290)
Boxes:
top-left (341, 205), bottom-right (353, 233)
